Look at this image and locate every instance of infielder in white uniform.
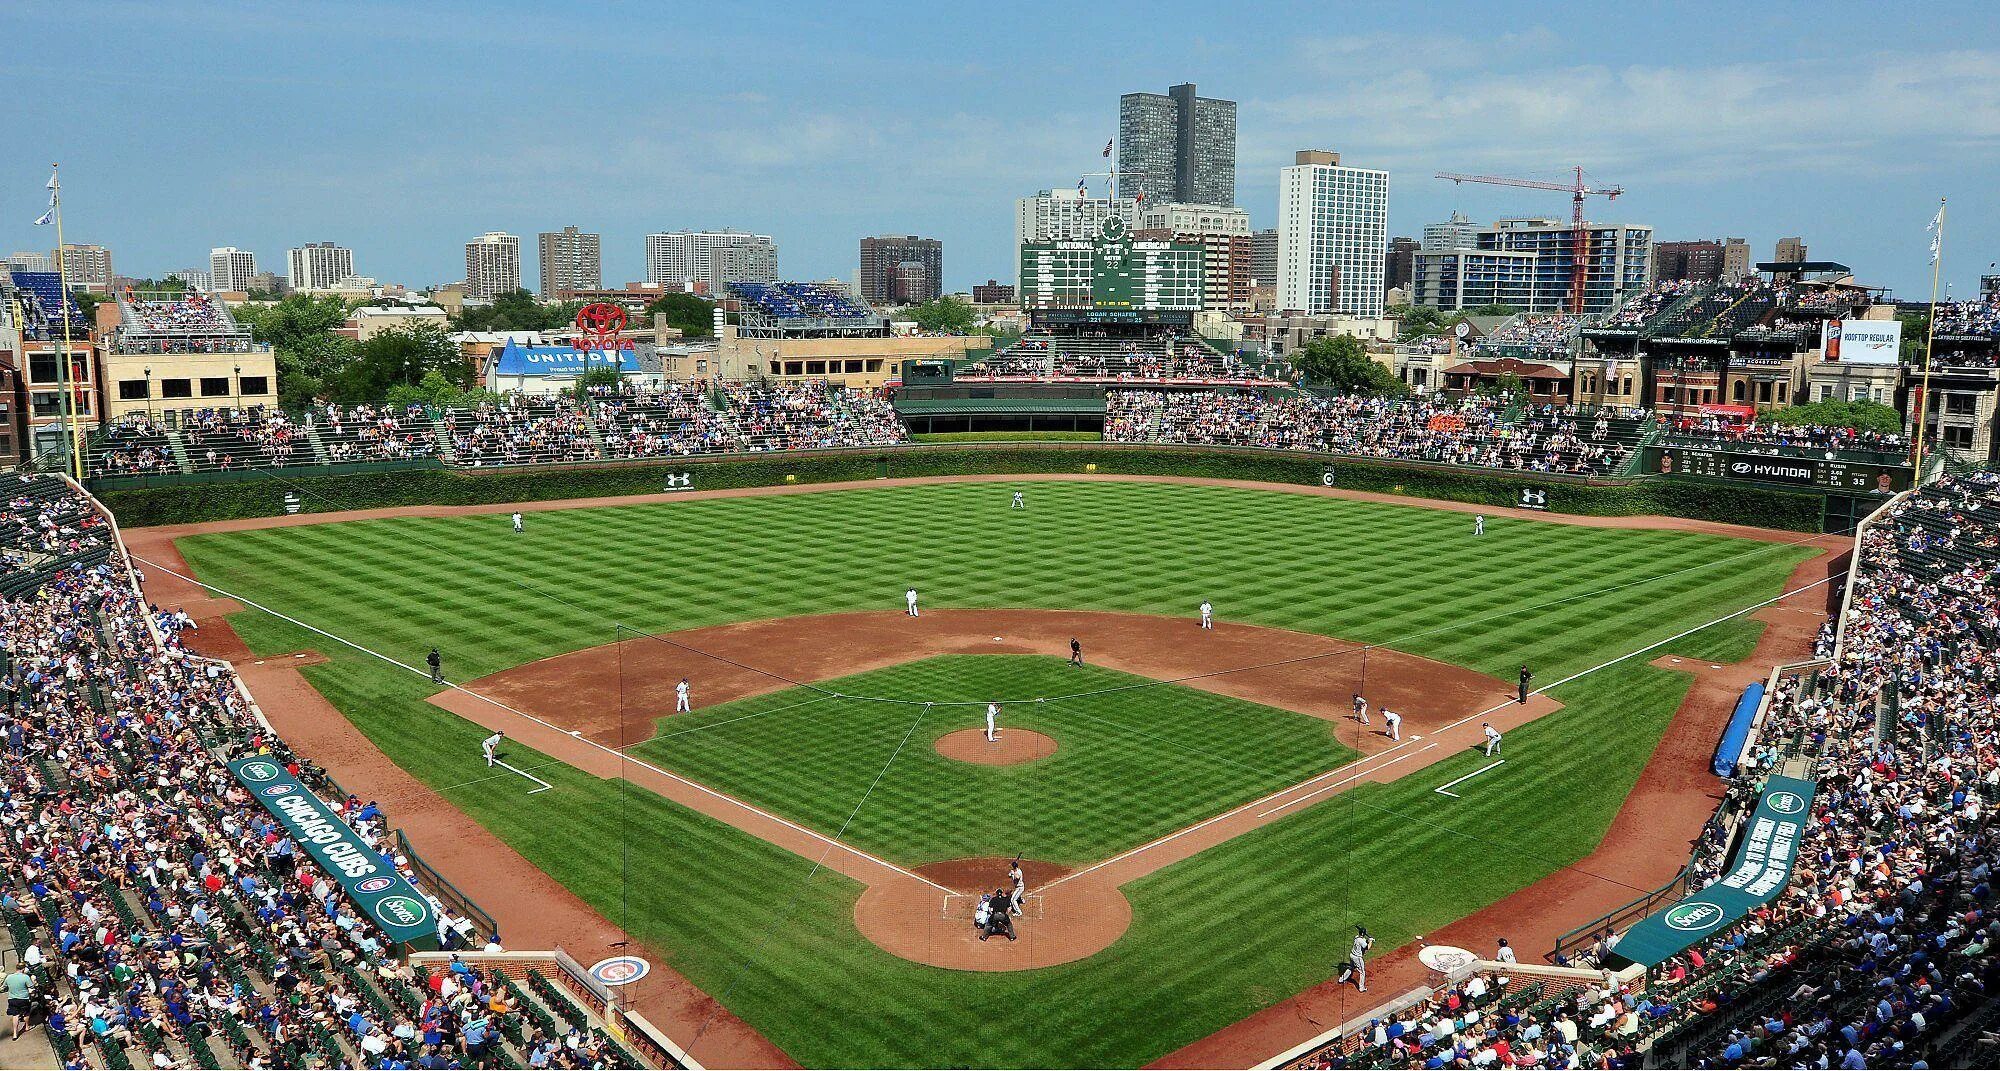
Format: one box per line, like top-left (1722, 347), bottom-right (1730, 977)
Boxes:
top-left (1473, 515), bottom-right (1485, 536)
top-left (1382, 708), bottom-right (1402, 741)
top-left (1483, 721), bottom-right (1503, 756)
top-left (512, 512), bottom-right (524, 533)
top-left (1011, 490), bottom-right (1025, 510)
top-left (481, 731), bottom-right (504, 767)
top-left (675, 678), bottom-right (691, 713)
top-left (906, 588), bottom-right (920, 617)
top-left (985, 701), bottom-right (1000, 742)
top-left (1199, 600), bottom-right (1213, 630)
top-left (1352, 693), bottom-right (1369, 726)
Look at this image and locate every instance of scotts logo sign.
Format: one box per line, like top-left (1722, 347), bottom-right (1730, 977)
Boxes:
top-left (1664, 902), bottom-right (1726, 932)
top-left (227, 756), bottom-right (439, 949)
top-left (1607, 775), bottom-right (1817, 968)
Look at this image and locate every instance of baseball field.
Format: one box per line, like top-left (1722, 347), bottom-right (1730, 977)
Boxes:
top-left (160, 477), bottom-right (1821, 1068)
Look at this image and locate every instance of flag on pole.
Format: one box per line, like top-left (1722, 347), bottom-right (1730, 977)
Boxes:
top-left (34, 168), bottom-right (56, 226)
top-left (1077, 177), bottom-right (1087, 197)
top-left (1929, 202), bottom-right (1944, 264)
top-left (1102, 139), bottom-right (1113, 158)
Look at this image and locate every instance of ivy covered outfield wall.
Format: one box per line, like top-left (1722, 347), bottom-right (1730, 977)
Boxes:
top-left (93, 443), bottom-right (1827, 533)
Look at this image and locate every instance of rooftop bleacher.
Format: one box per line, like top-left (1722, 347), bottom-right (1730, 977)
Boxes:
top-left (112, 288), bottom-right (259, 354)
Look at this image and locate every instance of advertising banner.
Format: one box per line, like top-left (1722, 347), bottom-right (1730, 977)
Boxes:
top-left (1821, 319), bottom-right (1902, 365)
top-left (493, 340), bottom-right (644, 376)
top-left (1609, 775), bottom-right (1815, 968)
top-left (229, 756), bottom-right (439, 948)
top-left (1658, 446), bottom-right (1910, 495)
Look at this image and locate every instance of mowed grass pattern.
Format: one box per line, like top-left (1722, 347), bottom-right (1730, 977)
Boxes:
top-left (634, 655), bottom-right (1358, 865)
top-left (176, 481), bottom-right (1820, 1068)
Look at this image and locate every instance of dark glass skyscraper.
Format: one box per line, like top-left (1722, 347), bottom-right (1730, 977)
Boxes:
top-left (1117, 83), bottom-right (1236, 207)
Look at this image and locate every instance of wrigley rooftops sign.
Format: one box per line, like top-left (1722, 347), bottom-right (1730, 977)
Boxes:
top-left (229, 756), bottom-right (439, 948)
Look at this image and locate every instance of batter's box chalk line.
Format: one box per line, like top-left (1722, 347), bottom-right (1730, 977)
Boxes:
top-left (941, 892), bottom-right (1046, 920)
top-left (492, 757), bottom-right (553, 794)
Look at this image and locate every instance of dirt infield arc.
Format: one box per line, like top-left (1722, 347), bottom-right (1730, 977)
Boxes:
top-left (120, 474), bottom-right (1852, 1067)
top-left (428, 608), bottom-right (1563, 972)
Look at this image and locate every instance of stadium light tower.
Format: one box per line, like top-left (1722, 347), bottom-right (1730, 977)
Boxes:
top-left (1435, 167), bottom-right (1625, 315)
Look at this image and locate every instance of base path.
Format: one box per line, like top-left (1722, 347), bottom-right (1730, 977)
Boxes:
top-left (428, 608), bottom-right (1559, 973)
top-left (1152, 536), bottom-right (1851, 1069)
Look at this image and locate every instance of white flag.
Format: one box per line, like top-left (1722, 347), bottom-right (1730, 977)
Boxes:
top-left (33, 168), bottom-right (55, 225)
top-left (1928, 203), bottom-right (1944, 264)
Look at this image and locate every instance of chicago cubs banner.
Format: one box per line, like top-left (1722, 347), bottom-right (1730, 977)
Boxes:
top-left (229, 756), bottom-right (439, 948)
top-left (1608, 774), bottom-right (1815, 968)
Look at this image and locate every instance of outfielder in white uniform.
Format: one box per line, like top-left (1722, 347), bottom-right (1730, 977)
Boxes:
top-left (676, 678), bottom-right (691, 713)
top-left (1473, 515), bottom-right (1484, 536)
top-left (481, 731), bottom-right (504, 767)
top-left (1382, 708), bottom-right (1402, 741)
top-left (1199, 600), bottom-right (1213, 630)
top-left (906, 588), bottom-right (920, 617)
top-left (986, 701), bottom-right (1000, 742)
top-left (512, 512), bottom-right (524, 533)
top-left (1483, 721), bottom-right (1503, 756)
top-left (1011, 491), bottom-right (1025, 510)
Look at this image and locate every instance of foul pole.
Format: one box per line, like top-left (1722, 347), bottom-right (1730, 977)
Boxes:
top-left (48, 165), bottom-right (88, 482)
top-left (1914, 199), bottom-right (1945, 479)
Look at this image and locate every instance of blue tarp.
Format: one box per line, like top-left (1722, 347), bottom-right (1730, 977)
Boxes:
top-left (492, 339), bottom-right (643, 376)
top-left (1713, 681), bottom-right (1765, 777)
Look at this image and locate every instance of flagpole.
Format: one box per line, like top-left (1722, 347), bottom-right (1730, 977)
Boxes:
top-left (1914, 198), bottom-right (1945, 481)
top-left (48, 164), bottom-right (87, 482)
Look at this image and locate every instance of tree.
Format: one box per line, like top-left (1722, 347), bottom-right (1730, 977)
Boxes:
top-left (454, 289), bottom-right (568, 332)
top-left (643, 292), bottom-right (717, 338)
top-left (334, 322), bottom-right (465, 401)
top-left (1764, 399), bottom-right (1905, 436)
top-left (1289, 335), bottom-right (1408, 396)
top-left (1387, 303), bottom-right (1472, 342)
top-left (904, 296), bottom-right (978, 334)
top-left (232, 294), bottom-right (358, 409)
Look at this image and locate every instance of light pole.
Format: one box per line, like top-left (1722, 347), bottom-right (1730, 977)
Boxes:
top-left (144, 367), bottom-right (152, 420)
top-left (233, 364), bottom-right (241, 411)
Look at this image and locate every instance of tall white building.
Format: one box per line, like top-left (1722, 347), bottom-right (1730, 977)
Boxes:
top-left (1421, 211), bottom-right (1479, 252)
top-left (3, 252), bottom-right (52, 273)
top-left (1014, 188), bottom-right (1138, 284)
top-left (464, 232), bottom-right (522, 300)
top-left (287, 243), bottom-right (355, 292)
top-left (1277, 150), bottom-right (1390, 318)
top-left (643, 230), bottom-right (776, 292)
top-left (209, 247), bottom-right (257, 292)
top-left (172, 268), bottom-right (213, 291)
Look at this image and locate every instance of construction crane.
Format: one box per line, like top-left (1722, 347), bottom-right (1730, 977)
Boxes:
top-left (1435, 167), bottom-right (1625, 315)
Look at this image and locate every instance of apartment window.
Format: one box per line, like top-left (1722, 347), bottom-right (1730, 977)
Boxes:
top-left (117, 379), bottom-right (150, 401)
top-left (200, 377), bottom-right (231, 397)
top-left (239, 376), bottom-right (269, 396)
top-left (162, 378), bottom-right (193, 399)
top-left (1946, 393), bottom-right (1977, 416)
top-left (1817, 384), bottom-right (1833, 402)
top-left (28, 353), bottom-right (58, 383)
top-left (1943, 425), bottom-right (1974, 450)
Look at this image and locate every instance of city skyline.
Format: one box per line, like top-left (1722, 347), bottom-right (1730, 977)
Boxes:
top-left (3, 1), bottom-right (1998, 300)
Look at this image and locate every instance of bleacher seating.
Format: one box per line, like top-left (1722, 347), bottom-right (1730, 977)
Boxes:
top-left (315, 402), bottom-right (439, 463)
top-left (444, 397), bottom-right (601, 466)
top-left (0, 475), bottom-right (647, 1069)
top-left (969, 333), bottom-right (1271, 384)
top-left (729, 281), bottom-right (874, 322)
top-left (4, 269), bottom-right (91, 339)
top-left (181, 407), bottom-right (307, 470)
top-left (87, 416), bottom-right (179, 477)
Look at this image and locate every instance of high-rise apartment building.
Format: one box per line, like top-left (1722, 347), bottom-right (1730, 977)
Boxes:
top-left (1137, 203), bottom-right (1253, 311)
top-left (1385, 237), bottom-right (1420, 293)
top-left (172, 268), bottom-right (213, 291)
top-left (287, 243), bottom-right (355, 292)
top-left (53, 244), bottom-right (114, 292)
top-left (1775, 237), bottom-right (1808, 263)
top-left (1014, 189), bottom-right (1137, 283)
top-left (465, 232), bottom-right (523, 300)
top-left (537, 227), bottom-right (601, 297)
top-left (857, 235), bottom-right (943, 305)
top-left (971, 280), bottom-right (1016, 304)
top-left (644, 231), bottom-right (778, 293)
top-left (1412, 217), bottom-right (1653, 314)
top-left (1421, 211), bottom-right (1479, 252)
top-left (1117, 83), bottom-right (1236, 207)
top-left (3, 252), bottom-right (52, 273)
top-left (1250, 229), bottom-right (1278, 289)
top-left (1652, 238), bottom-right (1749, 284)
top-left (209, 247), bottom-right (257, 292)
top-left (1277, 150), bottom-right (1390, 318)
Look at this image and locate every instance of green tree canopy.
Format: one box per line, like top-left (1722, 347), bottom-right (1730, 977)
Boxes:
top-left (1289, 335), bottom-right (1409, 396)
top-left (454, 289), bottom-right (557, 332)
top-left (643, 292), bottom-right (718, 338)
top-left (334, 322), bottom-right (466, 402)
top-left (231, 294), bottom-right (359, 409)
top-left (904, 296), bottom-right (978, 334)
top-left (1764, 399), bottom-right (1905, 436)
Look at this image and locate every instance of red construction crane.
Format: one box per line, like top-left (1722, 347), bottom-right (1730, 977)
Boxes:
top-left (1435, 167), bottom-right (1624, 315)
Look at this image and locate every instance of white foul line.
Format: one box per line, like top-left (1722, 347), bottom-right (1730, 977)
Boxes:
top-left (492, 757), bottom-right (553, 794)
top-left (131, 554), bottom-right (953, 895)
top-left (1434, 759), bottom-right (1505, 799)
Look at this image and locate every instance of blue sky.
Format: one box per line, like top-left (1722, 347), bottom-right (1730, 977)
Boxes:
top-left (3, 0), bottom-right (1997, 299)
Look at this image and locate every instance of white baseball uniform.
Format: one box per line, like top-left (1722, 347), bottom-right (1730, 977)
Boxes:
top-left (1382, 709), bottom-right (1402, 741)
top-left (675, 679), bottom-right (691, 713)
top-left (1353, 695), bottom-right (1369, 725)
top-left (1199, 601), bottom-right (1213, 630)
top-left (1011, 491), bottom-right (1025, 509)
top-left (986, 702), bottom-right (999, 742)
top-left (512, 512), bottom-right (524, 533)
top-left (906, 588), bottom-right (919, 617)
top-left (1473, 515), bottom-right (1484, 536)
top-left (481, 732), bottom-right (503, 767)
top-left (1484, 724), bottom-right (1503, 756)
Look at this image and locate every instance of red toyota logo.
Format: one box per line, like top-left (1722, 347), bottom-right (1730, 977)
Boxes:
top-left (575, 303), bottom-right (627, 336)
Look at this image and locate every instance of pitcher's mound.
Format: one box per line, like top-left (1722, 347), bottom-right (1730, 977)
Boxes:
top-left (935, 728), bottom-right (1057, 765)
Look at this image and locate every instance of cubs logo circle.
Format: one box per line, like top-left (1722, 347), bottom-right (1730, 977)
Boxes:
top-left (1321, 470), bottom-right (1335, 487)
top-left (1664, 901), bottom-right (1725, 932)
top-left (1767, 791), bottom-right (1805, 815)
top-left (263, 783), bottom-right (296, 797)
top-left (240, 760), bottom-right (281, 782)
top-left (588, 956), bottom-right (651, 987)
top-left (356, 876), bottom-right (395, 894)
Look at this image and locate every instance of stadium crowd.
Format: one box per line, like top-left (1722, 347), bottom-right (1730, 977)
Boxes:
top-left (1605, 280), bottom-right (1702, 328)
top-left (1663, 413), bottom-right (1911, 457)
top-left (0, 476), bottom-right (643, 1069)
top-left (315, 402), bottom-right (439, 463)
top-left (1475, 314), bottom-right (1582, 357)
top-left (1107, 391), bottom-right (1638, 475)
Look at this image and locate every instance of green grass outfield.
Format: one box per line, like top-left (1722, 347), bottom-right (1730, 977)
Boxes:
top-left (176, 480), bottom-right (1817, 1068)
top-left (632, 655), bottom-right (1358, 866)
